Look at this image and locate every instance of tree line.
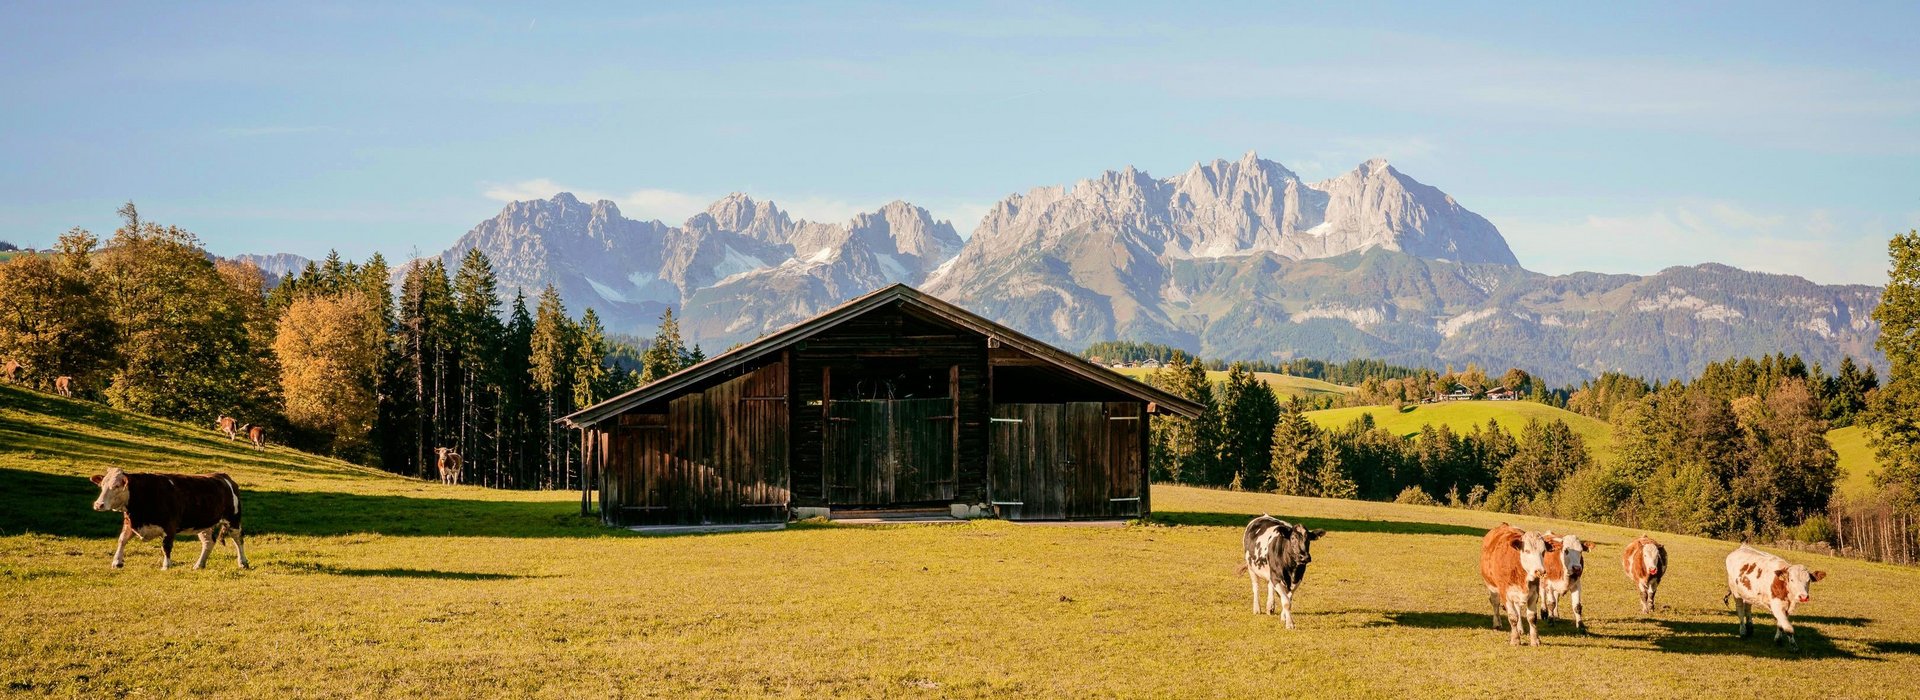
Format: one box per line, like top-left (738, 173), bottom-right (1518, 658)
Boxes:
top-left (0, 205), bottom-right (707, 488)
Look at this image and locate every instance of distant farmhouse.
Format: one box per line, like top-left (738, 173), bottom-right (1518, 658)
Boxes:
top-left (562, 285), bottom-right (1202, 527)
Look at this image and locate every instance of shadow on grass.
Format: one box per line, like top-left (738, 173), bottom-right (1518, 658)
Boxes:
top-left (288, 563), bottom-right (533, 581)
top-left (1646, 620), bottom-right (1865, 660)
top-left (1869, 641), bottom-right (1920, 656)
top-left (0, 468), bottom-right (622, 539)
top-left (1152, 511), bottom-right (1484, 537)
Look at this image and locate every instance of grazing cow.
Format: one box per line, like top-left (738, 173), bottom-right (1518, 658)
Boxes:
top-left (436, 447), bottom-right (463, 485)
top-left (1724, 545), bottom-right (1826, 651)
top-left (1239, 515), bottom-right (1325, 629)
top-left (1623, 535), bottom-right (1668, 614)
top-left (1539, 532), bottom-right (1592, 631)
top-left (216, 415), bottom-right (239, 441)
top-left (1, 359), bottom-right (18, 383)
top-left (54, 375), bottom-right (72, 397)
top-left (89, 467), bottom-right (250, 570)
top-left (244, 424), bottom-right (266, 451)
top-left (1481, 523), bottom-right (1557, 646)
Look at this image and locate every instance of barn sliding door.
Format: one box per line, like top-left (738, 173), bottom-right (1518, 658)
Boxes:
top-left (824, 398), bottom-right (957, 506)
top-left (989, 402), bottom-right (1143, 520)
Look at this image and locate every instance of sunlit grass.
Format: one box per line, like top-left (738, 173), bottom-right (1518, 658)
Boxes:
top-left (3, 384), bottom-right (1918, 697)
top-left (1306, 401), bottom-right (1617, 463)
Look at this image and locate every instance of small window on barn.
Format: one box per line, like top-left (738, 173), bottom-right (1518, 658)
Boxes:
top-left (830, 359), bottom-right (952, 401)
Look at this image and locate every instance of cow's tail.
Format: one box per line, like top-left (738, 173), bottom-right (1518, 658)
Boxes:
top-left (1234, 563), bottom-right (1248, 575)
top-left (214, 473), bottom-right (242, 545)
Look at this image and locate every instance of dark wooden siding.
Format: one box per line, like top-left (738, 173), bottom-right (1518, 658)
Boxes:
top-left (825, 398), bottom-right (957, 505)
top-left (600, 361), bottom-right (789, 525)
top-left (791, 303), bottom-right (988, 507)
top-left (989, 401), bottom-right (1145, 520)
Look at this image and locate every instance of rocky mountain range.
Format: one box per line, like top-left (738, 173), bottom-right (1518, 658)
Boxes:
top-left (248, 151), bottom-right (1882, 385)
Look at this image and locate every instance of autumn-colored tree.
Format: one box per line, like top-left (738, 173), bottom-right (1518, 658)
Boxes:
top-left (274, 291), bottom-right (386, 459)
top-left (0, 232), bottom-right (116, 392)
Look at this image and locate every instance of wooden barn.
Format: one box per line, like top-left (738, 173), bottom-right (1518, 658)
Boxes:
top-left (560, 284), bottom-right (1203, 526)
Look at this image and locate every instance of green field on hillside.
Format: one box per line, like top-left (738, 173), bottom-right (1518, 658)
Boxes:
top-left (1306, 401), bottom-right (1616, 463)
top-left (1113, 367), bottom-right (1352, 399)
top-left (1830, 425), bottom-right (1883, 499)
top-left (4, 383), bottom-right (1919, 697)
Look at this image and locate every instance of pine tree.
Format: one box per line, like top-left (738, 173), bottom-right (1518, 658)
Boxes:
top-left (502, 292), bottom-right (535, 487)
top-left (1217, 363), bottom-right (1280, 489)
top-left (1864, 231), bottom-right (1920, 510)
top-left (452, 249), bottom-right (504, 486)
top-left (640, 308), bottom-right (690, 383)
top-left (1146, 354), bottom-right (1219, 485)
top-left (529, 285), bottom-right (575, 487)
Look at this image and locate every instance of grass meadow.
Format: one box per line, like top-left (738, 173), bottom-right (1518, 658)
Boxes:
top-left (3, 384), bottom-right (1918, 697)
top-left (1112, 367), bottom-right (1353, 400)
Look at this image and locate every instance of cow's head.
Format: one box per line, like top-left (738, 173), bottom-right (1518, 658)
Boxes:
top-left (436, 447), bottom-right (450, 459)
top-left (1553, 533), bottom-right (1590, 579)
top-left (1776, 565), bottom-right (1827, 607)
top-left (89, 467), bottom-right (130, 512)
top-left (1637, 539), bottom-right (1662, 577)
top-left (1286, 522), bottom-right (1326, 565)
top-left (1511, 531), bottom-right (1554, 583)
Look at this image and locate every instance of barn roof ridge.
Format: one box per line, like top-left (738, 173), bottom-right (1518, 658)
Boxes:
top-left (560, 283), bottom-right (1205, 426)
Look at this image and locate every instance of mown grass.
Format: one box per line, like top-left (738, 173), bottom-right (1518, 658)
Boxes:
top-left (3, 384), bottom-right (1919, 698)
top-left (1113, 367), bottom-right (1353, 399)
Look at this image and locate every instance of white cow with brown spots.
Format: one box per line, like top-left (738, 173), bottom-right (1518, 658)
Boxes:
top-left (436, 447), bottom-right (463, 485)
top-left (1623, 535), bottom-right (1667, 614)
top-left (216, 416), bottom-right (239, 441)
top-left (1539, 532), bottom-right (1592, 631)
top-left (244, 424), bottom-right (266, 451)
top-left (54, 375), bottom-right (72, 397)
top-left (1, 360), bottom-right (18, 384)
top-left (1724, 545), bottom-right (1826, 651)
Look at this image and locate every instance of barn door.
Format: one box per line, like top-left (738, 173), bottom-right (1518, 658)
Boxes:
top-left (990, 402), bottom-right (1143, 520)
top-left (613, 362), bottom-right (789, 526)
top-left (825, 397), bottom-right (956, 505)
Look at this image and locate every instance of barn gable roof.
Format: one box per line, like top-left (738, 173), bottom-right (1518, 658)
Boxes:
top-left (561, 284), bottom-right (1205, 426)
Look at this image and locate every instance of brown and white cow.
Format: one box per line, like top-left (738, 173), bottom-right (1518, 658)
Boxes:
top-left (1623, 535), bottom-right (1668, 614)
top-left (1481, 523), bottom-right (1557, 646)
top-left (216, 415), bottom-right (239, 441)
top-left (90, 467), bottom-right (250, 570)
top-left (244, 424), bottom-right (266, 451)
top-left (436, 447), bottom-right (463, 485)
top-left (1, 359), bottom-right (18, 383)
top-left (1240, 514), bottom-right (1326, 629)
top-left (1539, 531), bottom-right (1592, 631)
top-left (1725, 545), bottom-right (1826, 651)
top-left (54, 375), bottom-right (72, 397)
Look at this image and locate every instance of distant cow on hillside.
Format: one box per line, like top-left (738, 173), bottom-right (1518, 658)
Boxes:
top-left (1725, 545), bottom-right (1826, 651)
top-left (244, 424), bottom-right (266, 451)
top-left (1539, 531), bottom-right (1592, 631)
top-left (1239, 515), bottom-right (1325, 629)
top-left (89, 467), bottom-right (251, 570)
top-left (1623, 536), bottom-right (1668, 614)
top-left (2, 360), bottom-right (18, 383)
top-left (217, 416), bottom-right (239, 441)
top-left (1481, 523), bottom-right (1556, 646)
top-left (436, 447), bottom-right (463, 485)
top-left (54, 375), bottom-right (72, 397)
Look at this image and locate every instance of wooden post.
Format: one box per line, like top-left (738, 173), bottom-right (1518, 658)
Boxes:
top-left (580, 427), bottom-right (591, 518)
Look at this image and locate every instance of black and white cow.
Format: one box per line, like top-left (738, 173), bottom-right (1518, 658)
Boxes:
top-left (1241, 514), bottom-right (1326, 629)
top-left (90, 467), bottom-right (250, 570)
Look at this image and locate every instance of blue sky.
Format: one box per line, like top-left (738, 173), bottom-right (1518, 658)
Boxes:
top-left (2, 2), bottom-right (1915, 284)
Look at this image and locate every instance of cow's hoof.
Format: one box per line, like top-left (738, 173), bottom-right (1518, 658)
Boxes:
top-left (111, 561), bottom-right (123, 569)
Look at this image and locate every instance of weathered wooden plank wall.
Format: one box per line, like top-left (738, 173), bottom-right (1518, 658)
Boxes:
top-left (791, 303), bottom-right (987, 507)
top-left (599, 361), bottom-right (789, 525)
top-left (989, 401), bottom-right (1146, 520)
top-left (825, 398), bottom-right (956, 505)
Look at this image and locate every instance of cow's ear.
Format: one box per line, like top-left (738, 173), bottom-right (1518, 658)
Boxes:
top-left (1812, 570), bottom-right (1827, 582)
top-left (89, 474), bottom-right (103, 485)
top-left (1510, 539), bottom-right (1524, 551)
top-left (1308, 529), bottom-right (1326, 541)
top-left (1774, 568), bottom-right (1789, 579)
top-left (1582, 541), bottom-right (1594, 552)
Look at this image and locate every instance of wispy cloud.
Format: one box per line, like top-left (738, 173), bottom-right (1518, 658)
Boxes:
top-left (218, 125), bottom-right (339, 137)
top-left (1497, 201), bottom-right (1911, 285)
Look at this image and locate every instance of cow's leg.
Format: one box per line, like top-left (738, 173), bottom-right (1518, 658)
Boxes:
top-left (111, 525), bottom-right (132, 568)
top-left (1647, 578), bottom-right (1660, 612)
top-left (159, 533), bottom-right (174, 570)
top-left (1247, 564), bottom-right (1261, 614)
top-left (1265, 580), bottom-right (1279, 615)
top-left (1280, 584), bottom-right (1295, 630)
top-left (230, 527), bottom-right (251, 569)
top-left (193, 531), bottom-right (215, 569)
top-left (1506, 599), bottom-right (1522, 646)
top-left (1524, 597), bottom-right (1540, 646)
top-left (1489, 590), bottom-right (1504, 629)
top-left (1770, 603), bottom-right (1796, 650)
top-left (1570, 586), bottom-right (1584, 632)
top-left (1737, 601), bottom-right (1753, 638)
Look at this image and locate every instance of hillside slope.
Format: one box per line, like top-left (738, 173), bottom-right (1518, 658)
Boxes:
top-left (1307, 401), bottom-right (1616, 462)
top-left (1114, 367), bottom-right (1352, 399)
top-left (3, 385), bottom-right (1918, 697)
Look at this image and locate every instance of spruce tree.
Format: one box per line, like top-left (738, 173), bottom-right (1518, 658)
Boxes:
top-left (1866, 231), bottom-right (1920, 509)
